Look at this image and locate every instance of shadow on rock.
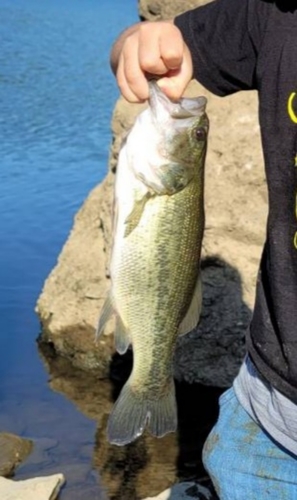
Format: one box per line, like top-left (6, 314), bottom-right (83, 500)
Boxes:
top-left (37, 256), bottom-right (251, 500)
top-left (173, 256), bottom-right (250, 387)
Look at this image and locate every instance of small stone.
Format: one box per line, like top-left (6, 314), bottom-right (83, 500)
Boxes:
top-left (0, 433), bottom-right (33, 477)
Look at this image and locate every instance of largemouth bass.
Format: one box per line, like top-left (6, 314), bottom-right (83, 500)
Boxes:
top-left (97, 81), bottom-right (208, 446)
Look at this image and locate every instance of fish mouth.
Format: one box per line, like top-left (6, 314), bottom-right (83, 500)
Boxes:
top-left (149, 80), bottom-right (207, 121)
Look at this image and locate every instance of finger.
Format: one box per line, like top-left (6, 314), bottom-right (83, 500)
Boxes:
top-left (138, 25), bottom-right (168, 75)
top-left (159, 24), bottom-right (184, 70)
top-left (117, 55), bottom-right (143, 102)
top-left (157, 44), bottom-right (193, 100)
top-left (118, 37), bottom-right (150, 101)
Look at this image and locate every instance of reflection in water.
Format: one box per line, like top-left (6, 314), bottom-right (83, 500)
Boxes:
top-left (38, 342), bottom-right (223, 500)
top-left (95, 421), bottom-right (177, 500)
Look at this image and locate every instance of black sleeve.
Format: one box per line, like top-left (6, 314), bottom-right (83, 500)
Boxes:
top-left (175, 0), bottom-right (268, 96)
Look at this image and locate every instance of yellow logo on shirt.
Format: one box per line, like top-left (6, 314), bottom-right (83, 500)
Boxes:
top-left (287, 93), bottom-right (297, 248)
top-left (288, 92), bottom-right (297, 124)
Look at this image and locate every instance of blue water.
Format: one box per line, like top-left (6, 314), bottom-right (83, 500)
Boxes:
top-left (0, 0), bottom-right (136, 497)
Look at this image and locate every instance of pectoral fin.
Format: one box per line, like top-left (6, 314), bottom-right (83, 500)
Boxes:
top-left (178, 274), bottom-right (202, 335)
top-left (124, 192), bottom-right (152, 237)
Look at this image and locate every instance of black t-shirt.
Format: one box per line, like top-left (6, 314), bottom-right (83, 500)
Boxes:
top-left (175, 0), bottom-right (297, 402)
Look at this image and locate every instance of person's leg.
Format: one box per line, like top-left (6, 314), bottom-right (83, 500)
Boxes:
top-left (202, 387), bottom-right (297, 500)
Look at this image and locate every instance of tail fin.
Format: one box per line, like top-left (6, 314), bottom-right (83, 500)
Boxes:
top-left (107, 379), bottom-right (177, 446)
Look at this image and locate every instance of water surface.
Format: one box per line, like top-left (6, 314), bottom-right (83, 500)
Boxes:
top-left (0, 0), bottom-right (136, 497)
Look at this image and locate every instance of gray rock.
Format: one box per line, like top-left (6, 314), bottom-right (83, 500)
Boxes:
top-left (0, 474), bottom-right (65, 500)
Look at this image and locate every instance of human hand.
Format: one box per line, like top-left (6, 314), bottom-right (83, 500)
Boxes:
top-left (110, 21), bottom-right (193, 102)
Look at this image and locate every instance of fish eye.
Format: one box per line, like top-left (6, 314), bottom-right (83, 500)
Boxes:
top-left (194, 127), bottom-right (206, 141)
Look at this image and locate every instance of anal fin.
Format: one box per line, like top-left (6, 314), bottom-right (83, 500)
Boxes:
top-left (178, 274), bottom-right (202, 335)
top-left (96, 294), bottom-right (114, 340)
top-left (114, 314), bottom-right (130, 354)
